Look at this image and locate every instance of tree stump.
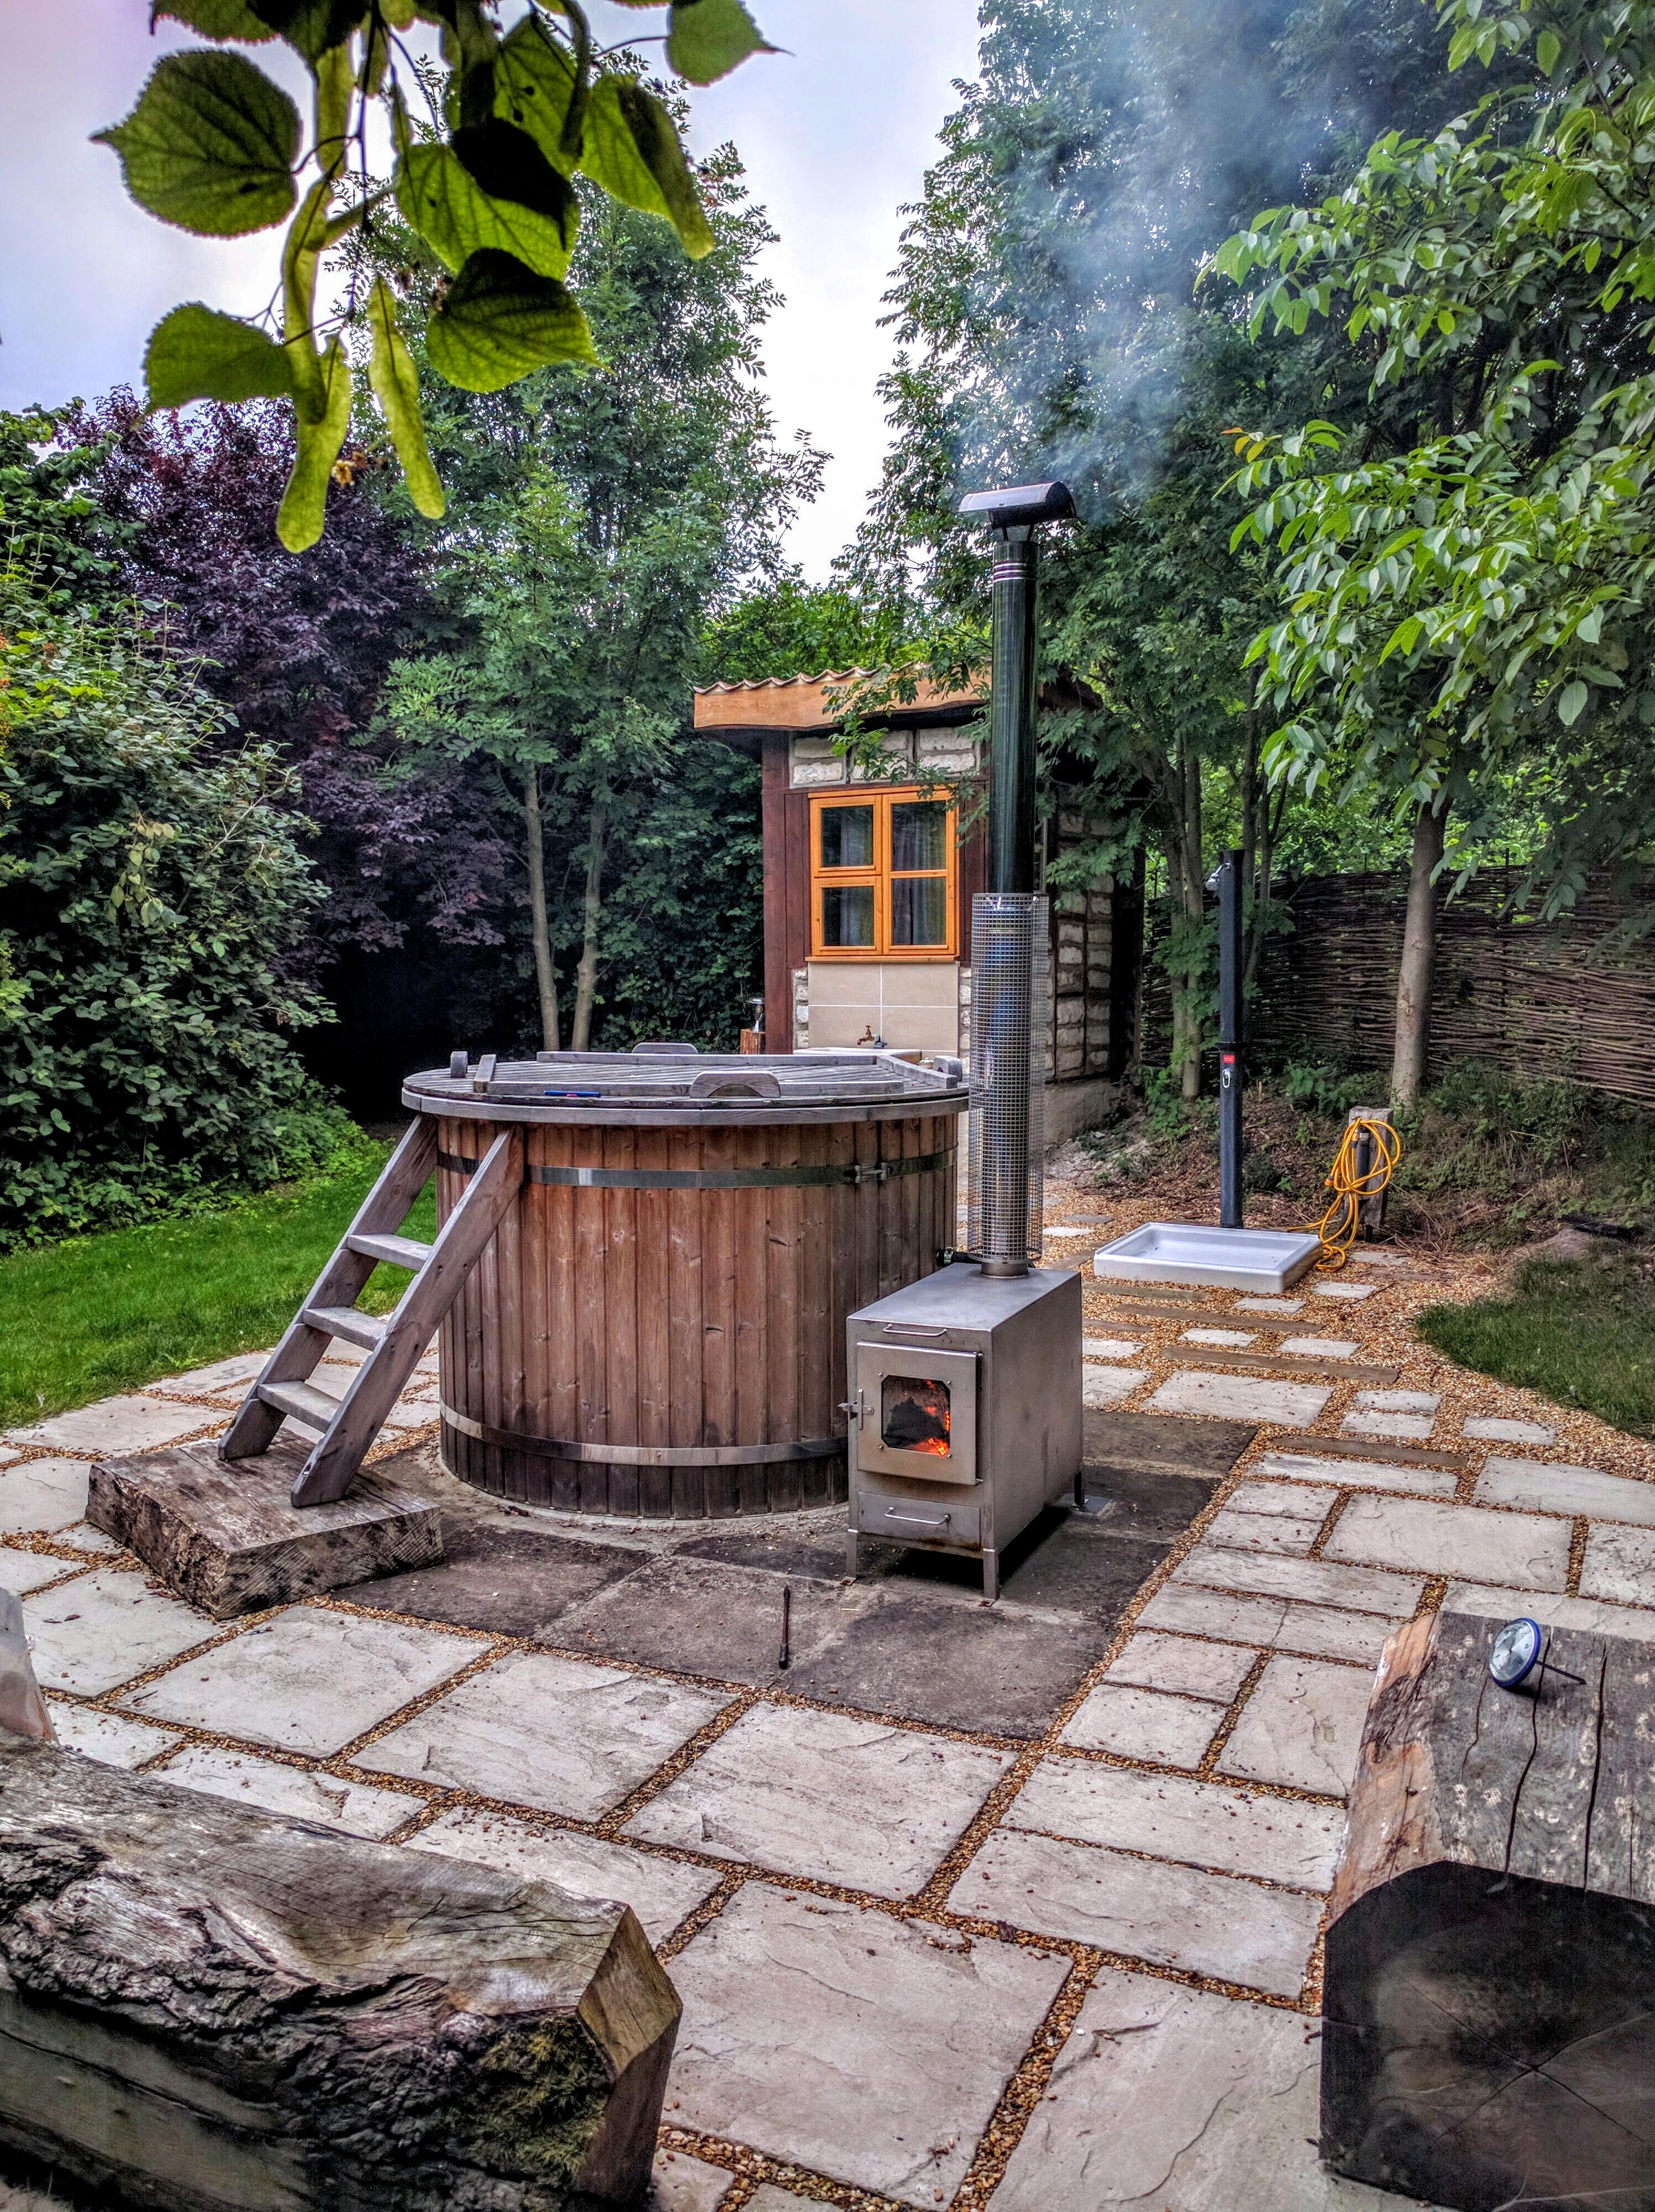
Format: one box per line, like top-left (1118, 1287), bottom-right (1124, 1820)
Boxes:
top-left (1322, 1608), bottom-right (1655, 2212)
top-left (0, 1738), bottom-right (679, 2210)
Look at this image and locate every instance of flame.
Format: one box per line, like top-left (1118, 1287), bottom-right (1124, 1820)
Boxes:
top-left (906, 1432), bottom-right (950, 1456)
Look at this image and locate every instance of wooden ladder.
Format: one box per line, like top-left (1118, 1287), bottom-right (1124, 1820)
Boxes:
top-left (220, 1119), bottom-right (522, 1507)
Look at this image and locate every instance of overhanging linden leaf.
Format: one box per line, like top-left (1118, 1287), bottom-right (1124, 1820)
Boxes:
top-left (144, 303), bottom-right (295, 408)
top-left (95, 50), bottom-right (300, 238)
top-left (426, 249), bottom-right (600, 392)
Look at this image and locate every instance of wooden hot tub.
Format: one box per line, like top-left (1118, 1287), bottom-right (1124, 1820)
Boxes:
top-left (401, 1051), bottom-right (967, 1518)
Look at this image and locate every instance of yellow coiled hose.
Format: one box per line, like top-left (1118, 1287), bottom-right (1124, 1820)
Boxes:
top-left (1313, 1115), bottom-right (1402, 1267)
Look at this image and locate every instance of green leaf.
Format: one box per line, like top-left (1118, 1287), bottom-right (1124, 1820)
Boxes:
top-left (426, 248), bottom-right (599, 392)
top-left (493, 15), bottom-right (579, 172)
top-left (277, 338), bottom-right (352, 552)
top-left (246, 0), bottom-right (368, 60)
top-left (1557, 678), bottom-right (1588, 725)
top-left (144, 303), bottom-right (294, 408)
top-left (580, 80), bottom-right (715, 258)
top-left (366, 279), bottom-right (445, 519)
top-left (149, 0), bottom-right (276, 39)
top-left (397, 140), bottom-right (576, 279)
top-left (454, 120), bottom-right (579, 256)
top-left (1537, 27), bottom-right (1561, 72)
top-left (667, 0), bottom-right (775, 85)
top-left (94, 51), bottom-right (299, 238)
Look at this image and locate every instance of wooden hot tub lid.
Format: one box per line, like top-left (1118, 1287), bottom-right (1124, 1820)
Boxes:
top-left (402, 1050), bottom-right (970, 1128)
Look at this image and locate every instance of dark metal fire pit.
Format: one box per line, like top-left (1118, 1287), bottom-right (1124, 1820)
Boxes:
top-left (401, 1050), bottom-right (967, 1519)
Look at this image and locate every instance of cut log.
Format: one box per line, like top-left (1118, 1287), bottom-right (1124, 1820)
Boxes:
top-left (1322, 1608), bottom-right (1655, 2212)
top-left (87, 1437), bottom-right (444, 1618)
top-left (0, 1736), bottom-right (678, 2211)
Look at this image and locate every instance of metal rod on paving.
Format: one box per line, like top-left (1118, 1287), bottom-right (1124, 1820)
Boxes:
top-left (1216, 846), bottom-right (1243, 1229)
top-left (778, 1583), bottom-right (791, 1671)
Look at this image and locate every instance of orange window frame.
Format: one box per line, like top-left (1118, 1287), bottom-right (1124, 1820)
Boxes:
top-left (809, 787), bottom-right (959, 960)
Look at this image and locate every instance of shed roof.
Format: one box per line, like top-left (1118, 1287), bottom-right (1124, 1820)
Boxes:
top-left (693, 667), bottom-right (982, 738)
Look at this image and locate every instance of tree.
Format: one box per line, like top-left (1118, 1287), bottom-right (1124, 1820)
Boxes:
top-left (97, 1), bottom-right (778, 547)
top-left (381, 143), bottom-right (819, 1048)
top-left (701, 569), bottom-right (917, 683)
top-left (1217, 0), bottom-right (1655, 1096)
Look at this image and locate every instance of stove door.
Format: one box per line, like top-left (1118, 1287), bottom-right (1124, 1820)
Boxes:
top-left (853, 1343), bottom-right (979, 1485)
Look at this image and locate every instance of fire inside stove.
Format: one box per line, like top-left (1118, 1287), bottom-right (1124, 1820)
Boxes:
top-left (881, 1374), bottom-right (952, 1458)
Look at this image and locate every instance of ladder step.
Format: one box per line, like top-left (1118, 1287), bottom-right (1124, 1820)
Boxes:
top-left (347, 1232), bottom-right (434, 1271)
top-left (257, 1379), bottom-right (342, 1431)
top-left (303, 1304), bottom-right (387, 1351)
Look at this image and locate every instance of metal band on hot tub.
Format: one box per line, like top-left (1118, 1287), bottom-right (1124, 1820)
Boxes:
top-left (440, 1406), bottom-right (846, 1465)
top-left (436, 1148), bottom-right (953, 1190)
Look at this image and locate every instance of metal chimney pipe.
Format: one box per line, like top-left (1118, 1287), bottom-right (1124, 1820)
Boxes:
top-left (1214, 847), bottom-right (1244, 1229)
top-left (957, 481), bottom-right (1074, 1276)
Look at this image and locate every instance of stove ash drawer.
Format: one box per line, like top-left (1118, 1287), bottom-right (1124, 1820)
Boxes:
top-left (850, 1478), bottom-right (981, 1549)
top-left (850, 1343), bottom-right (979, 1486)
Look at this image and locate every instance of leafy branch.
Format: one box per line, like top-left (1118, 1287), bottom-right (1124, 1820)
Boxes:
top-left (102, 0), bottom-right (776, 549)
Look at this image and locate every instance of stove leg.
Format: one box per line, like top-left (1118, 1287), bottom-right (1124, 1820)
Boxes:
top-left (1073, 1469), bottom-right (1086, 1509)
top-left (981, 1548), bottom-right (1000, 1603)
top-left (845, 1529), bottom-right (860, 1581)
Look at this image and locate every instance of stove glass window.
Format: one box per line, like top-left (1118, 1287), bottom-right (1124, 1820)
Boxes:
top-left (881, 1373), bottom-right (951, 1457)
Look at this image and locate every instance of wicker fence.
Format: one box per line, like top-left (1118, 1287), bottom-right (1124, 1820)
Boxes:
top-left (1146, 870), bottom-right (1655, 1105)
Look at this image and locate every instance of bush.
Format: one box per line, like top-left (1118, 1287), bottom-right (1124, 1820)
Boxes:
top-left (0, 565), bottom-right (345, 1247)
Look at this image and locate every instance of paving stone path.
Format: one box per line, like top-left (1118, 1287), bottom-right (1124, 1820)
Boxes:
top-left (4, 1254), bottom-right (1654, 2212)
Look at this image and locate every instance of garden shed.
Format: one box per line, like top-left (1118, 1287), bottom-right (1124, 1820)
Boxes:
top-left (692, 669), bottom-right (1139, 1140)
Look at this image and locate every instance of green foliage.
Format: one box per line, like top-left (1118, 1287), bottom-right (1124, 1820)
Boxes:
top-left (97, 1), bottom-right (776, 549)
top-left (700, 572), bottom-right (917, 683)
top-left (0, 562), bottom-right (342, 1248)
top-left (1417, 1251), bottom-right (1655, 1434)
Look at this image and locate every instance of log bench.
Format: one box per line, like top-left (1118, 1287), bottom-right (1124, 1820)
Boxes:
top-left (0, 1733), bottom-right (679, 2211)
top-left (1322, 1607), bottom-right (1655, 2212)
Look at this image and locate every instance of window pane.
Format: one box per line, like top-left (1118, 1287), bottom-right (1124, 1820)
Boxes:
top-left (821, 884), bottom-right (876, 947)
top-left (891, 876), bottom-right (948, 947)
top-left (891, 800), bottom-right (946, 871)
top-left (820, 805), bottom-right (873, 870)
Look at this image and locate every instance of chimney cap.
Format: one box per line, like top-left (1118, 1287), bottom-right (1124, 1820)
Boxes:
top-left (957, 480), bottom-right (1075, 529)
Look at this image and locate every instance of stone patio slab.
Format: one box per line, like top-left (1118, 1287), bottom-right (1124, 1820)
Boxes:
top-left (1182, 1329), bottom-right (1257, 1347)
top-left (58, 1522), bottom-right (121, 1554)
top-left (1084, 1336), bottom-right (1144, 1358)
top-left (1103, 1628), bottom-right (1257, 1703)
top-left (1174, 1543), bottom-right (1425, 1616)
top-left (1150, 1374), bottom-right (1331, 1425)
top-left (157, 1744), bottom-right (415, 1837)
top-left (1476, 1457), bottom-right (1655, 1526)
top-left (1140, 1580), bottom-right (1402, 1663)
top-left (5, 1395), bottom-right (221, 1456)
top-left (949, 1829), bottom-right (1320, 1997)
top-left (1058, 1682), bottom-right (1222, 1765)
top-left (1279, 1337), bottom-right (1356, 1358)
top-left (745, 2190), bottom-right (815, 2212)
top-left (1255, 1452), bottom-right (1459, 1499)
top-left (357, 1647), bottom-right (732, 1819)
top-left (0, 1549), bottom-right (82, 1597)
top-left (1324, 1493), bottom-right (1571, 1590)
top-left (1237, 1297), bottom-right (1302, 1313)
top-left (624, 1703), bottom-right (1012, 1898)
top-left (1217, 1655), bottom-right (1373, 1797)
top-left (1353, 1390), bottom-right (1440, 1415)
top-left (1226, 1480), bottom-right (1341, 1519)
top-left (44, 1699), bottom-right (184, 1768)
top-left (23, 1568), bottom-right (220, 1694)
top-left (1464, 1416), bottom-right (1555, 1445)
top-left (1007, 1758), bottom-right (1346, 1888)
top-left (995, 1968), bottom-right (1422, 2212)
top-left (0, 1458), bottom-right (90, 1534)
top-left (1313, 1282), bottom-right (1376, 1300)
top-left (1084, 1366), bottom-right (1148, 1406)
top-left (121, 1604), bottom-right (486, 1753)
top-left (649, 2150), bottom-right (734, 2212)
top-left (1201, 1507), bottom-right (1323, 1556)
top-left (1579, 1522), bottom-right (1655, 1608)
top-left (665, 1885), bottom-right (1069, 2207)
top-left (413, 1808), bottom-right (723, 1948)
top-left (1340, 1412), bottom-right (1433, 1441)
top-left (1443, 1579), bottom-right (1655, 1645)
top-left (145, 1352), bottom-right (269, 1400)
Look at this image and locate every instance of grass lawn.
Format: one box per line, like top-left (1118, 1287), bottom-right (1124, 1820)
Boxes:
top-left (0, 1151), bottom-right (436, 1430)
top-left (1417, 1253), bottom-right (1655, 1437)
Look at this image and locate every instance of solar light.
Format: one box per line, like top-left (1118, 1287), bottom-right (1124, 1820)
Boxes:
top-left (1488, 1616), bottom-right (1544, 1689)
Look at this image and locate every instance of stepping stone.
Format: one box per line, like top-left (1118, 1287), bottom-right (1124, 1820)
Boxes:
top-left (1043, 1224), bottom-right (1092, 1238)
top-left (0, 1550), bottom-right (81, 1598)
top-left (1202, 1507), bottom-right (1323, 1557)
top-left (1355, 1390), bottom-right (1440, 1415)
top-left (666, 1886), bottom-right (1068, 2205)
top-left (1058, 1682), bottom-right (1222, 1765)
top-left (23, 1568), bottom-right (218, 1695)
top-left (6, 1395), bottom-right (221, 1457)
top-left (1225, 1480), bottom-right (1341, 1519)
top-left (1181, 1328), bottom-right (1257, 1347)
top-left (1443, 1579), bottom-right (1655, 1646)
top-left (650, 2151), bottom-right (735, 2211)
top-left (358, 1648), bottom-right (732, 1820)
top-left (1237, 1297), bottom-right (1303, 1313)
top-left (1255, 1452), bottom-right (1459, 1500)
top-left (746, 2190), bottom-right (816, 2212)
top-left (623, 1703), bottom-right (1013, 1898)
top-left (1083, 1335), bottom-right (1142, 1358)
top-left (1084, 1365), bottom-right (1148, 1406)
top-left (157, 1745), bottom-right (414, 1838)
top-left (1313, 1282), bottom-right (1377, 1300)
top-left (949, 1827), bottom-right (1321, 1998)
top-left (1341, 1411), bottom-right (1434, 1441)
top-left (58, 1522), bottom-right (121, 1554)
top-left (145, 1352), bottom-right (269, 1400)
top-left (122, 1604), bottom-right (487, 1755)
top-left (1476, 1457), bottom-right (1655, 1526)
top-left (414, 1808), bottom-right (722, 1950)
top-left (1324, 1494), bottom-right (1571, 1592)
top-left (1280, 1337), bottom-right (1356, 1359)
top-left (1007, 1757), bottom-right (1346, 1888)
top-left (1217, 1655), bottom-right (1373, 1797)
top-left (995, 1968), bottom-right (1394, 2212)
top-left (44, 1699), bottom-right (183, 1770)
top-left (0, 1458), bottom-right (90, 1535)
top-left (1141, 1583), bottom-right (1403, 1665)
top-left (1345, 1251), bottom-right (1411, 1267)
top-left (1150, 1373), bottom-right (1331, 1426)
top-left (1103, 1629), bottom-right (1257, 1704)
top-left (1173, 1545), bottom-right (1426, 1618)
top-left (1579, 1523), bottom-right (1655, 1608)
top-left (1464, 1416), bottom-right (1557, 1445)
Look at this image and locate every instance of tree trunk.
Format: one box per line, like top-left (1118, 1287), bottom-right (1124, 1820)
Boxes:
top-left (524, 769), bottom-right (559, 1053)
top-left (1245, 780), bottom-right (1286, 992)
top-left (571, 803), bottom-right (608, 1052)
top-left (1176, 744), bottom-right (1205, 1100)
top-left (1391, 797), bottom-right (1446, 1104)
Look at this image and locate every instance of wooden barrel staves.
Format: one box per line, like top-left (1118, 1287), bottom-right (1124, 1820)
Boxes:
top-left (408, 1054), bottom-right (965, 1519)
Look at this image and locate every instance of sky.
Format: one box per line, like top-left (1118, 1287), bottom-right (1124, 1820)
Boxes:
top-left (0, 2), bottom-right (985, 579)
